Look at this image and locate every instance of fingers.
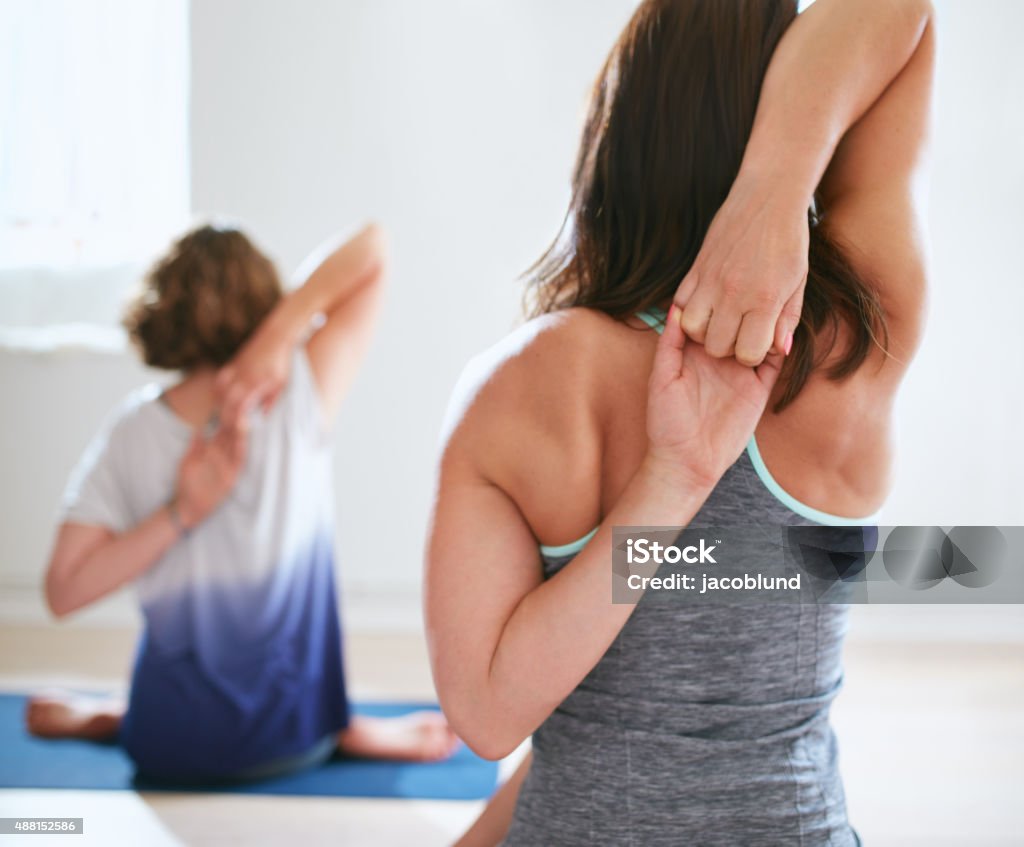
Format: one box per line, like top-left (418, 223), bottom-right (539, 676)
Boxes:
top-left (649, 305), bottom-right (687, 391)
top-left (754, 350), bottom-right (786, 393)
top-left (734, 311), bottom-right (776, 367)
top-left (673, 270), bottom-right (700, 309)
top-left (219, 381), bottom-right (245, 430)
top-left (184, 432), bottom-right (204, 460)
top-left (220, 380), bottom-right (261, 430)
top-left (198, 424), bottom-right (247, 494)
top-left (213, 414), bottom-right (249, 468)
top-left (677, 258), bottom-right (805, 359)
top-left (261, 385), bottom-right (283, 414)
top-left (230, 413), bottom-right (250, 461)
top-left (214, 366), bottom-right (234, 399)
top-left (773, 279), bottom-right (805, 355)
top-left (703, 307), bottom-right (742, 359)
top-left (223, 424), bottom-right (249, 472)
top-left (677, 291), bottom-right (713, 345)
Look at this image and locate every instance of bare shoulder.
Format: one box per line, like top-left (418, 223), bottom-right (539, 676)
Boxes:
top-left (439, 308), bottom-right (637, 517)
top-left (442, 309), bottom-right (618, 447)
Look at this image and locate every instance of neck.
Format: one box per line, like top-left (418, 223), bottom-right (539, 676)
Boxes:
top-left (163, 366), bottom-right (219, 428)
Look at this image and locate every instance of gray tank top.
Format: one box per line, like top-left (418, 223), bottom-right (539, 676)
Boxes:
top-left (502, 309), bottom-right (874, 846)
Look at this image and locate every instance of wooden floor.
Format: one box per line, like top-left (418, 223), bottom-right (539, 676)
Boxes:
top-left (0, 620), bottom-right (1021, 846)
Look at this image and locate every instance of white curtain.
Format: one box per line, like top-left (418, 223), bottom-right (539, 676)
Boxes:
top-left (0, 0), bottom-right (189, 267)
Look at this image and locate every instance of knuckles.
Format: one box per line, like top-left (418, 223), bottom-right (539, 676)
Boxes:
top-left (734, 349), bottom-right (765, 367)
top-left (703, 341), bottom-right (733, 359)
top-left (713, 269), bottom-right (792, 310)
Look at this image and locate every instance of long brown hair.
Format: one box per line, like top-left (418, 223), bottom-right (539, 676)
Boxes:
top-left (526, 0), bottom-right (887, 411)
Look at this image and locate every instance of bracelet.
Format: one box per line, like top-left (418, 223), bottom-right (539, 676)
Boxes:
top-left (167, 499), bottom-right (189, 537)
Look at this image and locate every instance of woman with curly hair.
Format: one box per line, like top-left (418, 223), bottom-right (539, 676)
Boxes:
top-left (27, 223), bottom-right (458, 781)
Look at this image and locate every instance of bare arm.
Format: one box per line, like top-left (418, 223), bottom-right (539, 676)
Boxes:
top-left (45, 420), bottom-right (247, 617)
top-left (676, 0), bottom-right (935, 365)
top-left (426, 313), bottom-right (785, 760)
top-left (454, 752), bottom-right (532, 847)
top-left (814, 6), bottom-right (935, 352)
top-left (448, 0), bottom-right (936, 824)
top-left (46, 516), bottom-right (178, 618)
top-left (739, 0), bottom-right (934, 210)
top-left (218, 223), bottom-right (388, 425)
top-left (428, 442), bottom-right (711, 760)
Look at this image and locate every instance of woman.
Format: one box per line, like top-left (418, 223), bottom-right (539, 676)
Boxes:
top-left (429, 0), bottom-right (934, 844)
top-left (27, 223), bottom-right (458, 781)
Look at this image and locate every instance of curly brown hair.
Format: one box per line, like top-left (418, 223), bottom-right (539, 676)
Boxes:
top-left (123, 225), bottom-right (283, 371)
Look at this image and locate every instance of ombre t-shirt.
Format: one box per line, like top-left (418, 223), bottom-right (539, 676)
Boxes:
top-left (60, 349), bottom-right (348, 780)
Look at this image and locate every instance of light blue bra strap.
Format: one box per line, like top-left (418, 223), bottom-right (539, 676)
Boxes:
top-left (539, 526), bottom-right (599, 559)
top-left (636, 307), bottom-right (667, 333)
top-left (745, 437), bottom-right (883, 526)
top-left (635, 305), bottom-right (881, 527)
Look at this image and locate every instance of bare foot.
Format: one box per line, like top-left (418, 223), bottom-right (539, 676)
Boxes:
top-left (337, 712), bottom-right (461, 763)
top-left (25, 691), bottom-right (124, 742)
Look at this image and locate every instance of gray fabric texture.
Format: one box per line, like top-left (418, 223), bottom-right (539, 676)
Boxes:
top-left (502, 448), bottom-right (862, 846)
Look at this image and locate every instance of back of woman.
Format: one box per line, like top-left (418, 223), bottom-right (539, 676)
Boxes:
top-left (429, 0), bottom-right (934, 843)
top-left (501, 314), bottom-right (864, 846)
top-left (37, 221), bottom-right (459, 781)
top-left (63, 348), bottom-right (345, 776)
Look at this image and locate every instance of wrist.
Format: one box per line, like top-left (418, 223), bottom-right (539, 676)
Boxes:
top-left (733, 109), bottom-right (838, 212)
top-left (640, 450), bottom-right (719, 499)
top-left (167, 497), bottom-right (201, 533)
top-left (729, 162), bottom-right (815, 216)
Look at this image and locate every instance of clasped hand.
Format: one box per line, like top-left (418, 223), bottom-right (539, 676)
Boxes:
top-left (648, 184), bottom-right (807, 485)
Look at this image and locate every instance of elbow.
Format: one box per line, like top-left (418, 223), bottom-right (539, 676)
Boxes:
top-left (454, 723), bottom-right (522, 763)
top-left (370, 234), bottom-right (391, 288)
top-left (872, 0), bottom-right (934, 43)
top-left (360, 221), bottom-right (390, 275)
top-left (907, 0), bottom-right (936, 35)
top-left (43, 572), bottom-right (76, 620)
top-left (44, 587), bottom-right (74, 620)
top-left (438, 695), bottom-right (525, 762)
top-left (361, 220), bottom-right (385, 245)
top-left (890, 0), bottom-right (933, 22)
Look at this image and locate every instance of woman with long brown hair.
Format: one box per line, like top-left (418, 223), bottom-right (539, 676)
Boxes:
top-left (429, 0), bottom-right (934, 843)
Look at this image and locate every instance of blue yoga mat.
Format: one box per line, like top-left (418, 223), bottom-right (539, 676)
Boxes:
top-left (0, 694), bottom-right (497, 800)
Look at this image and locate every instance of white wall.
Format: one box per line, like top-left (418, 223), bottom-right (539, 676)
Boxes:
top-left (190, 0), bottom-right (1024, 597)
top-left (891, 0), bottom-right (1024, 525)
top-left (189, 0), bottom-right (640, 603)
top-left (2, 0), bottom-right (1022, 628)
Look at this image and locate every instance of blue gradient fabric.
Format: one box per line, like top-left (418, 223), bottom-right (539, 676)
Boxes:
top-left (60, 350), bottom-right (349, 780)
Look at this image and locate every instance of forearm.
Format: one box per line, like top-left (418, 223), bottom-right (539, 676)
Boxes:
top-left (47, 507), bottom-right (181, 617)
top-left (454, 752), bottom-right (532, 847)
top-left (261, 224), bottom-right (386, 348)
top-left (736, 0), bottom-right (934, 208)
top-left (473, 459), bottom-right (713, 757)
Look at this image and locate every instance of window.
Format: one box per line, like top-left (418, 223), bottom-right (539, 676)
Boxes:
top-left (0, 0), bottom-right (189, 269)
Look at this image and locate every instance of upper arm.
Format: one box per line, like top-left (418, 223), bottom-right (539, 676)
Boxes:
top-left (425, 316), bottom-right (611, 734)
top-left (425, 447), bottom-right (545, 729)
top-left (425, 336), bottom-right (572, 734)
top-left (818, 16), bottom-right (936, 338)
top-left (304, 224), bottom-right (388, 422)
